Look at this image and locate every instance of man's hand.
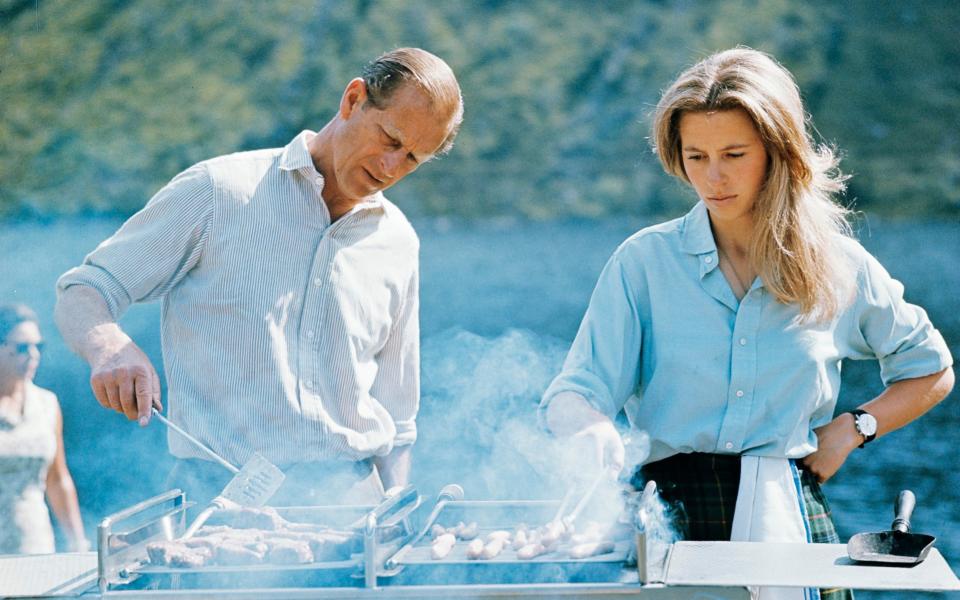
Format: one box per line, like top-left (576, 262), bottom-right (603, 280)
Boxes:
top-left (90, 340), bottom-right (162, 426)
top-left (801, 413), bottom-right (860, 483)
top-left (55, 285), bottom-right (162, 426)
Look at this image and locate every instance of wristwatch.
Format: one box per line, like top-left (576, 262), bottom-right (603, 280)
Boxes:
top-left (848, 409), bottom-right (878, 448)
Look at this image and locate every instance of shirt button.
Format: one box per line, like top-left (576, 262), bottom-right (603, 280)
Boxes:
top-left (307, 330), bottom-right (315, 338)
top-left (305, 380), bottom-right (314, 389)
top-left (315, 176), bottom-right (322, 185)
top-left (704, 256), bottom-right (713, 264)
top-left (739, 338), bottom-right (747, 346)
top-left (313, 278), bottom-right (322, 286)
top-left (736, 390), bottom-right (744, 397)
top-left (725, 442), bottom-right (734, 450)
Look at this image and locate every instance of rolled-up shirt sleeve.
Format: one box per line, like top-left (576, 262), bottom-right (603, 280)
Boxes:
top-left (370, 264), bottom-right (420, 448)
top-left (844, 252), bottom-right (953, 384)
top-left (56, 164), bottom-right (215, 319)
top-left (539, 248), bottom-right (644, 424)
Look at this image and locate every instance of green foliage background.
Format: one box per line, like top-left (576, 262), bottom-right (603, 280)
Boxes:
top-left (2, 0), bottom-right (958, 220)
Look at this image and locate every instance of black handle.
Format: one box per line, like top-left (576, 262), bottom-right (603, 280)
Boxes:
top-left (891, 490), bottom-right (916, 533)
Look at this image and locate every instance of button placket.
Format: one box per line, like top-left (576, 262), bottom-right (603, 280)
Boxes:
top-left (716, 287), bottom-right (762, 454)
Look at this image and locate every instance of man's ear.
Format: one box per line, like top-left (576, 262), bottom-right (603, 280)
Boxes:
top-left (339, 78), bottom-right (368, 119)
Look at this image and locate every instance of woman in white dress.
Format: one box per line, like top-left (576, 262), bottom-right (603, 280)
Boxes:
top-left (0, 304), bottom-right (87, 554)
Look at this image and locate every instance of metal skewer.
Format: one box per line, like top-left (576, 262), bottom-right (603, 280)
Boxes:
top-left (151, 408), bottom-right (238, 473)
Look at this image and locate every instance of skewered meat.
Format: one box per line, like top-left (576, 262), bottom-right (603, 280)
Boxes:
top-left (568, 540), bottom-right (615, 559)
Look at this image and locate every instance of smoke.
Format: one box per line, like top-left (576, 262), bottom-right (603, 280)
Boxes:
top-left (412, 327), bottom-right (570, 500)
top-left (412, 326), bottom-right (682, 557)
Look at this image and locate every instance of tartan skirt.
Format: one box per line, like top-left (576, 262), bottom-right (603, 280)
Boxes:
top-left (635, 453), bottom-right (853, 600)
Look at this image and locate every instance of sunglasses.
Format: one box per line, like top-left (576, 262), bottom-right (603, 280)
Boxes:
top-left (5, 341), bottom-right (45, 355)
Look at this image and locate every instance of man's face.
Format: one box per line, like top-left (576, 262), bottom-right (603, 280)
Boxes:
top-left (330, 80), bottom-right (452, 202)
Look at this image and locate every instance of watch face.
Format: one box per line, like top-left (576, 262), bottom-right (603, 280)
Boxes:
top-left (857, 413), bottom-right (878, 437)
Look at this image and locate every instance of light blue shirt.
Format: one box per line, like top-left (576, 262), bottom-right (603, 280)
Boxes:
top-left (540, 202), bottom-right (952, 463)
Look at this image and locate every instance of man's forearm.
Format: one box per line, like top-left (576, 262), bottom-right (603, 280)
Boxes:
top-left (55, 285), bottom-right (130, 365)
top-left (374, 445), bottom-right (412, 491)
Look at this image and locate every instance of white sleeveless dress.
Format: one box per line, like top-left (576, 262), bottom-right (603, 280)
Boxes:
top-left (0, 382), bottom-right (58, 554)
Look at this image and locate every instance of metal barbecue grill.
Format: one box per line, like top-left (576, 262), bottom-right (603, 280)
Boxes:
top-left (3, 485), bottom-right (959, 599)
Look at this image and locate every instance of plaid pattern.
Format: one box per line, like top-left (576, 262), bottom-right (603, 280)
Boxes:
top-left (636, 453), bottom-right (853, 600)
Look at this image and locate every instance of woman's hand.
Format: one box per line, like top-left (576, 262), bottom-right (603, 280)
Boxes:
top-left (570, 419), bottom-right (625, 474)
top-left (545, 392), bottom-right (625, 475)
top-left (801, 413), bottom-right (861, 483)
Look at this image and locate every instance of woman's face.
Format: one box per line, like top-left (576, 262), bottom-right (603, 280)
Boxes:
top-left (678, 107), bottom-right (769, 229)
top-left (0, 321), bottom-right (43, 382)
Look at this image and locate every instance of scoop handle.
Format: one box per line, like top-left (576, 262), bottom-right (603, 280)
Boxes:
top-left (891, 490), bottom-right (916, 533)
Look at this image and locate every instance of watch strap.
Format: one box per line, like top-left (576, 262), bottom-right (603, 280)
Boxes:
top-left (848, 409), bottom-right (877, 448)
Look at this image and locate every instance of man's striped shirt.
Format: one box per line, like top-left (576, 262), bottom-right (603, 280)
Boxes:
top-left (57, 131), bottom-right (420, 468)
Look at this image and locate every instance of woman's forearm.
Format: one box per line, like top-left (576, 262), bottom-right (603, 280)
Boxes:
top-left (46, 475), bottom-right (88, 550)
top-left (861, 367), bottom-right (955, 439)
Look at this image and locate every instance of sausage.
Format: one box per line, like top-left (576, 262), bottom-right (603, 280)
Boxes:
top-left (511, 528), bottom-right (528, 550)
top-left (539, 520), bottom-right (565, 546)
top-left (455, 521), bottom-right (479, 540)
top-left (430, 533), bottom-right (457, 559)
top-left (568, 540), bottom-right (616, 559)
top-left (516, 542), bottom-right (548, 560)
top-left (481, 538), bottom-right (505, 559)
top-left (465, 538), bottom-right (486, 559)
top-left (430, 524), bottom-right (448, 539)
top-left (486, 530), bottom-right (512, 543)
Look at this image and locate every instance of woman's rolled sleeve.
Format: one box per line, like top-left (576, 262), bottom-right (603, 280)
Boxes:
top-left (848, 253), bottom-right (953, 385)
top-left (539, 249), bottom-right (644, 424)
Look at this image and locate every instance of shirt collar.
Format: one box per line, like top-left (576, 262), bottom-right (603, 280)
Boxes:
top-left (278, 130), bottom-right (317, 173)
top-left (680, 201), bottom-right (717, 256)
top-left (278, 130), bottom-right (384, 212)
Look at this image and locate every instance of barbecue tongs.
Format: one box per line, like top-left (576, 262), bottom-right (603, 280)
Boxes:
top-left (151, 408), bottom-right (285, 537)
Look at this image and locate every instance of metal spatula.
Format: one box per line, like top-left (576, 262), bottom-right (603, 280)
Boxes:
top-left (151, 408), bottom-right (285, 507)
top-left (847, 490), bottom-right (936, 565)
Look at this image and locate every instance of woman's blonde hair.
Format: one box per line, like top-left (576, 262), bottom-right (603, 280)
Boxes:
top-left (652, 47), bottom-right (853, 321)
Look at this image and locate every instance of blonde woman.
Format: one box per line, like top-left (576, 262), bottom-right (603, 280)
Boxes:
top-left (540, 48), bottom-right (953, 599)
top-left (0, 304), bottom-right (87, 554)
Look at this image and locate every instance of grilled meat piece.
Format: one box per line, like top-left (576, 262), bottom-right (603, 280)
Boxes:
top-left (146, 540), bottom-right (211, 568)
top-left (214, 541), bottom-right (268, 565)
top-left (207, 506), bottom-right (288, 530)
top-left (266, 539), bottom-right (314, 564)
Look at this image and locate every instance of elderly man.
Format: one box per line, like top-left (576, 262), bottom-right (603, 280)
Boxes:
top-left (55, 48), bottom-right (463, 505)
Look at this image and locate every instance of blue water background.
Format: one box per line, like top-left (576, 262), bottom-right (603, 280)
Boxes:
top-left (1, 214), bottom-right (957, 597)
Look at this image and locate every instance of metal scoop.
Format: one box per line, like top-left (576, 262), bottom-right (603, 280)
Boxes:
top-left (151, 408), bottom-right (285, 508)
top-left (847, 490), bottom-right (936, 565)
